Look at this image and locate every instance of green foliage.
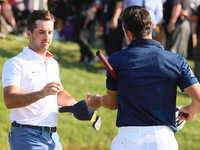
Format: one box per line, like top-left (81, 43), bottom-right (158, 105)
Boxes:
top-left (0, 34), bottom-right (200, 150)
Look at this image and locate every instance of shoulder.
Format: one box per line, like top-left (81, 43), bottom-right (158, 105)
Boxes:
top-left (51, 58), bottom-right (59, 65)
top-left (4, 55), bottom-right (22, 66)
top-left (158, 49), bottom-right (185, 62)
top-left (108, 48), bottom-right (128, 67)
top-left (3, 52), bottom-right (32, 70)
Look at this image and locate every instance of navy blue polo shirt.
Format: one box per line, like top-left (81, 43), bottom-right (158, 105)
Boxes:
top-left (106, 39), bottom-right (198, 132)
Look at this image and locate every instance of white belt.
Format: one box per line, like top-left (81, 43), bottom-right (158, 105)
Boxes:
top-left (119, 126), bottom-right (173, 133)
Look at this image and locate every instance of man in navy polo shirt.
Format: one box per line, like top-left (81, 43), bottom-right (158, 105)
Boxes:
top-left (86, 6), bottom-right (200, 150)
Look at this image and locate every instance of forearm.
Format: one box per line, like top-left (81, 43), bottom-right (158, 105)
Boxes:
top-left (86, 89), bottom-right (118, 110)
top-left (57, 96), bottom-right (77, 107)
top-left (112, 1), bottom-right (123, 20)
top-left (4, 90), bottom-right (44, 109)
top-left (57, 88), bottom-right (77, 107)
top-left (100, 95), bottom-right (117, 110)
top-left (89, 94), bottom-right (116, 110)
top-left (4, 82), bottom-right (62, 109)
top-left (190, 100), bottom-right (200, 114)
top-left (184, 83), bottom-right (200, 113)
top-left (169, 4), bottom-right (182, 24)
top-left (185, 15), bottom-right (199, 22)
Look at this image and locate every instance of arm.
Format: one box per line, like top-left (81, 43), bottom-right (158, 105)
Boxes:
top-left (3, 82), bottom-right (62, 109)
top-left (86, 89), bottom-right (118, 110)
top-left (57, 87), bottom-right (77, 107)
top-left (185, 14), bottom-right (199, 22)
top-left (179, 83), bottom-right (200, 121)
top-left (181, 9), bottom-right (199, 22)
top-left (111, 1), bottom-right (123, 29)
top-left (166, 4), bottom-right (182, 33)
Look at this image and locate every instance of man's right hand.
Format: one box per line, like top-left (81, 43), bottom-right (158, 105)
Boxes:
top-left (41, 82), bottom-right (62, 98)
top-left (178, 105), bottom-right (196, 121)
top-left (85, 93), bottom-right (102, 109)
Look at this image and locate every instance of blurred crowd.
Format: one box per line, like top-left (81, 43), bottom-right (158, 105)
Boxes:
top-left (0, 0), bottom-right (47, 37)
top-left (1, 0), bottom-right (200, 63)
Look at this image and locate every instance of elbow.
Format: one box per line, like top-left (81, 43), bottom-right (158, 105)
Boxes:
top-left (6, 106), bottom-right (12, 109)
top-left (5, 103), bottom-right (12, 109)
top-left (4, 99), bottom-right (13, 109)
top-left (109, 107), bottom-right (118, 110)
top-left (107, 104), bottom-right (118, 110)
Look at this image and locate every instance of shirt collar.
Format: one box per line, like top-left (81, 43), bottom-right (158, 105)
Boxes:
top-left (128, 39), bottom-right (164, 49)
top-left (22, 47), bottom-right (54, 58)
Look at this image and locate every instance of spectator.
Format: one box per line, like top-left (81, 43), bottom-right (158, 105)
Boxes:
top-left (181, 3), bottom-right (200, 39)
top-left (0, 32), bottom-right (5, 38)
top-left (53, 0), bottom-right (74, 41)
top-left (163, 0), bottom-right (191, 58)
top-left (0, 29), bottom-right (6, 38)
top-left (72, 0), bottom-right (98, 65)
top-left (123, 0), bottom-right (143, 9)
top-left (0, 15), bottom-right (6, 38)
top-left (181, 4), bottom-right (200, 81)
top-left (144, 0), bottom-right (163, 42)
top-left (101, 0), bottom-right (124, 57)
top-left (28, 0), bottom-right (48, 12)
top-left (8, 0), bottom-right (30, 35)
top-left (0, 0), bottom-right (18, 34)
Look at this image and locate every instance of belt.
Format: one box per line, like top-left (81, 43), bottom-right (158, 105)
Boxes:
top-left (11, 121), bottom-right (57, 133)
top-left (119, 126), bottom-right (173, 133)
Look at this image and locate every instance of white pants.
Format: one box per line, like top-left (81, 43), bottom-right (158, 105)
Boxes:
top-left (111, 126), bottom-right (178, 150)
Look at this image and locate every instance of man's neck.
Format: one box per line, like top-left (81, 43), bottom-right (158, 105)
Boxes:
top-left (143, 34), bottom-right (152, 39)
top-left (29, 47), bottom-right (47, 62)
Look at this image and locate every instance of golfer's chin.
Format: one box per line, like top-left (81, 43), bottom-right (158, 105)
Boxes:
top-left (41, 45), bottom-right (50, 51)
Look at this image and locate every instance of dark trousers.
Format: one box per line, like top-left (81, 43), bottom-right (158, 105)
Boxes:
top-left (103, 19), bottom-right (124, 56)
top-left (73, 10), bottom-right (96, 61)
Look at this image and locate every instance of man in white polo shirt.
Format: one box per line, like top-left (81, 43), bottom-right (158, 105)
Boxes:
top-left (2, 10), bottom-right (77, 150)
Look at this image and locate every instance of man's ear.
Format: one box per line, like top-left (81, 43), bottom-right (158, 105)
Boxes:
top-left (26, 30), bottom-right (32, 39)
top-left (127, 30), bottom-right (135, 40)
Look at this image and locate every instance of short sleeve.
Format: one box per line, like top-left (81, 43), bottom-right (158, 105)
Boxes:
top-left (106, 56), bottom-right (117, 91)
top-left (178, 56), bottom-right (198, 91)
top-left (2, 59), bottom-right (22, 88)
top-left (106, 69), bottom-right (117, 91)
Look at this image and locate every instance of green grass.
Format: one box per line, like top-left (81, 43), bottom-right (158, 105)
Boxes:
top-left (0, 34), bottom-right (200, 150)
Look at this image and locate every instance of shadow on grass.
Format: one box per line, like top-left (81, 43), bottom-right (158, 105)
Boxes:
top-left (0, 48), bottom-right (20, 59)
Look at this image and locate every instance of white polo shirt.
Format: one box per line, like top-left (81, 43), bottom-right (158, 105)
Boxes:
top-left (2, 47), bottom-right (62, 127)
